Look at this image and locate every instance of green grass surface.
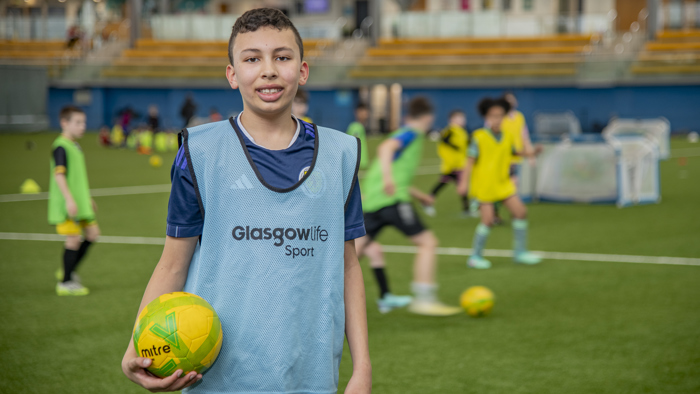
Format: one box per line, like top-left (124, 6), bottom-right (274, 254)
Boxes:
top-left (1, 132), bottom-right (699, 393)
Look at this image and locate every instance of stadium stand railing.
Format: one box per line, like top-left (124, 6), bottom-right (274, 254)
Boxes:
top-left (101, 38), bottom-right (333, 79)
top-left (631, 30), bottom-right (700, 74)
top-left (349, 34), bottom-right (591, 79)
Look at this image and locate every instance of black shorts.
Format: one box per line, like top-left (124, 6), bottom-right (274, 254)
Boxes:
top-left (363, 202), bottom-right (427, 240)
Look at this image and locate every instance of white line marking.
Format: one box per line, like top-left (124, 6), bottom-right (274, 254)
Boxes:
top-left (0, 184), bottom-right (171, 203)
top-left (0, 147), bottom-right (694, 203)
top-left (1, 232), bottom-right (698, 267)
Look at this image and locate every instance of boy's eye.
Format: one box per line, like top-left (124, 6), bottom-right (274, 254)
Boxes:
top-left (276, 56), bottom-right (290, 61)
top-left (244, 58), bottom-right (259, 63)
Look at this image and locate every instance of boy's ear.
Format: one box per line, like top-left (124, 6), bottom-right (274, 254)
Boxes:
top-left (298, 60), bottom-right (309, 86)
top-left (226, 64), bottom-right (239, 90)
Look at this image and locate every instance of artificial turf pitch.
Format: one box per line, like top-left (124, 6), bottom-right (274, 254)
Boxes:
top-left (0, 132), bottom-right (699, 393)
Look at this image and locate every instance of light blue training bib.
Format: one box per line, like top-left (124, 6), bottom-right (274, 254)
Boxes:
top-left (181, 119), bottom-right (360, 394)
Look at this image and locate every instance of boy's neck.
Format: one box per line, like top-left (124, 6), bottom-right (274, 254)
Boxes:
top-left (239, 108), bottom-right (297, 150)
top-left (61, 132), bottom-right (76, 141)
top-left (404, 120), bottom-right (427, 133)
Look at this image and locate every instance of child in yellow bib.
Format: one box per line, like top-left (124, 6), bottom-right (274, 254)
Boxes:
top-left (426, 110), bottom-right (470, 216)
top-left (458, 97), bottom-right (541, 269)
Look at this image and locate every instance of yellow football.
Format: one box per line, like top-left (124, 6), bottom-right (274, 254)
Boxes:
top-left (460, 286), bottom-right (495, 317)
top-left (133, 292), bottom-right (223, 378)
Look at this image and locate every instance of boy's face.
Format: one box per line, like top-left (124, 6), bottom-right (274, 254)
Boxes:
top-left (411, 113), bottom-right (435, 133)
top-left (292, 98), bottom-right (308, 117)
top-left (356, 107), bottom-right (369, 123)
top-left (451, 113), bottom-right (466, 127)
top-left (226, 27), bottom-right (309, 118)
top-left (505, 94), bottom-right (517, 110)
top-left (486, 106), bottom-right (506, 133)
top-left (60, 112), bottom-right (86, 139)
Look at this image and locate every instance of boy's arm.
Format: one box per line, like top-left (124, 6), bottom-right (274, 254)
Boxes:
top-left (122, 235), bottom-right (203, 392)
top-left (409, 187), bottom-right (434, 206)
top-left (54, 173), bottom-right (77, 218)
top-left (343, 240), bottom-right (372, 393)
top-left (457, 157), bottom-right (475, 197)
top-left (376, 138), bottom-right (401, 196)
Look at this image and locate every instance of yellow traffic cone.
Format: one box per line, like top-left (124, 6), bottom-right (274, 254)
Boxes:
top-left (20, 179), bottom-right (41, 194)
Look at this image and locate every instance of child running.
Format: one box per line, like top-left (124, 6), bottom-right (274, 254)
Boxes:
top-left (457, 97), bottom-right (542, 269)
top-left (424, 109), bottom-right (470, 217)
top-left (355, 96), bottom-right (461, 316)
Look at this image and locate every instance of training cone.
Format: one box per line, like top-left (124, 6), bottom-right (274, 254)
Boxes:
top-left (149, 155), bottom-right (163, 168)
top-left (20, 179), bottom-right (41, 194)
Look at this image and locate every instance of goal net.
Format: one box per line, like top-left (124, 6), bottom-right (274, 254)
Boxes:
top-left (603, 117), bottom-right (670, 160)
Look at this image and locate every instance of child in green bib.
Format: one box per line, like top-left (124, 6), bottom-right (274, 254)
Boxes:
top-left (48, 106), bottom-right (100, 296)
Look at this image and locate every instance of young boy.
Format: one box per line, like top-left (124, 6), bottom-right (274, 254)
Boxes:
top-left (48, 105), bottom-right (100, 296)
top-left (425, 109), bottom-right (469, 216)
top-left (122, 8), bottom-right (371, 393)
top-left (457, 98), bottom-right (542, 269)
top-left (346, 102), bottom-right (369, 170)
top-left (355, 97), bottom-right (461, 316)
top-left (292, 88), bottom-right (313, 123)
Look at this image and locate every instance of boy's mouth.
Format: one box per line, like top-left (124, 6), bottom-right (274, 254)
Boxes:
top-left (256, 86), bottom-right (284, 102)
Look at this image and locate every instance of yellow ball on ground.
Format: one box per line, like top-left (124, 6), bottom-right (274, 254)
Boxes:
top-left (149, 155), bottom-right (163, 168)
top-left (460, 286), bottom-right (495, 317)
top-left (133, 292), bottom-right (223, 378)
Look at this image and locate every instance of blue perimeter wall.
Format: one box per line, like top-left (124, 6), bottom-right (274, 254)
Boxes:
top-left (48, 85), bottom-right (699, 133)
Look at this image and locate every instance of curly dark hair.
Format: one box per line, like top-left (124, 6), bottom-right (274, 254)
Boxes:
top-left (228, 8), bottom-right (304, 66)
top-left (477, 97), bottom-right (511, 117)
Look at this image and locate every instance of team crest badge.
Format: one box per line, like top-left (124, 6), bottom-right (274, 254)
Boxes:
top-left (299, 166), bottom-right (325, 198)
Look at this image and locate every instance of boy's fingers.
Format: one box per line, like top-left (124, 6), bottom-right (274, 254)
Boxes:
top-left (154, 369), bottom-right (182, 389)
top-left (166, 371), bottom-right (198, 391)
top-left (127, 357), bottom-right (151, 371)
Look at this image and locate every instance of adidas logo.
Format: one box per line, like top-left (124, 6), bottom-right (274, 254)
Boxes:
top-left (230, 174), bottom-right (254, 190)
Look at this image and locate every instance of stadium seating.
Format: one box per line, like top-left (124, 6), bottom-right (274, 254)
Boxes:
top-left (0, 40), bottom-right (79, 77)
top-left (631, 30), bottom-right (700, 74)
top-left (349, 34), bottom-right (591, 79)
top-left (101, 38), bottom-right (331, 79)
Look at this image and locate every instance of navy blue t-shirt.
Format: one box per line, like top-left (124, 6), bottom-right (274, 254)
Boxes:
top-left (166, 116), bottom-right (366, 241)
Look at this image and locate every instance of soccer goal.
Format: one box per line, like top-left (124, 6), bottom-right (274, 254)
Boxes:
top-left (603, 117), bottom-right (670, 160)
top-left (610, 137), bottom-right (661, 207)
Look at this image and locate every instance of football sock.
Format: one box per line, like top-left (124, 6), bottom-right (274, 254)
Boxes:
top-left (74, 240), bottom-right (92, 271)
top-left (472, 223), bottom-right (491, 258)
top-left (62, 248), bottom-right (79, 283)
top-left (372, 267), bottom-right (390, 298)
top-left (430, 181), bottom-right (448, 197)
top-left (411, 282), bottom-right (437, 303)
top-left (513, 219), bottom-right (528, 256)
top-left (461, 195), bottom-right (469, 212)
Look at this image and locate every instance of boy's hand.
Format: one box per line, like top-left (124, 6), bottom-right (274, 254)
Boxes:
top-left (534, 144), bottom-right (543, 156)
top-left (122, 356), bottom-right (202, 392)
top-left (91, 198), bottom-right (98, 213)
top-left (345, 368), bottom-right (371, 393)
top-left (383, 179), bottom-right (396, 196)
top-left (66, 198), bottom-right (78, 217)
top-left (418, 194), bottom-right (435, 206)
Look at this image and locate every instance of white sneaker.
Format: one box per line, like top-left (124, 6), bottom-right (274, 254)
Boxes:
top-left (376, 293), bottom-right (413, 314)
top-left (408, 300), bottom-right (462, 316)
top-left (422, 205), bottom-right (437, 217)
top-left (56, 280), bottom-right (89, 296)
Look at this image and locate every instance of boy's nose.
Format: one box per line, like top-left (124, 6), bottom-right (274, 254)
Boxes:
top-left (261, 61), bottom-right (278, 79)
